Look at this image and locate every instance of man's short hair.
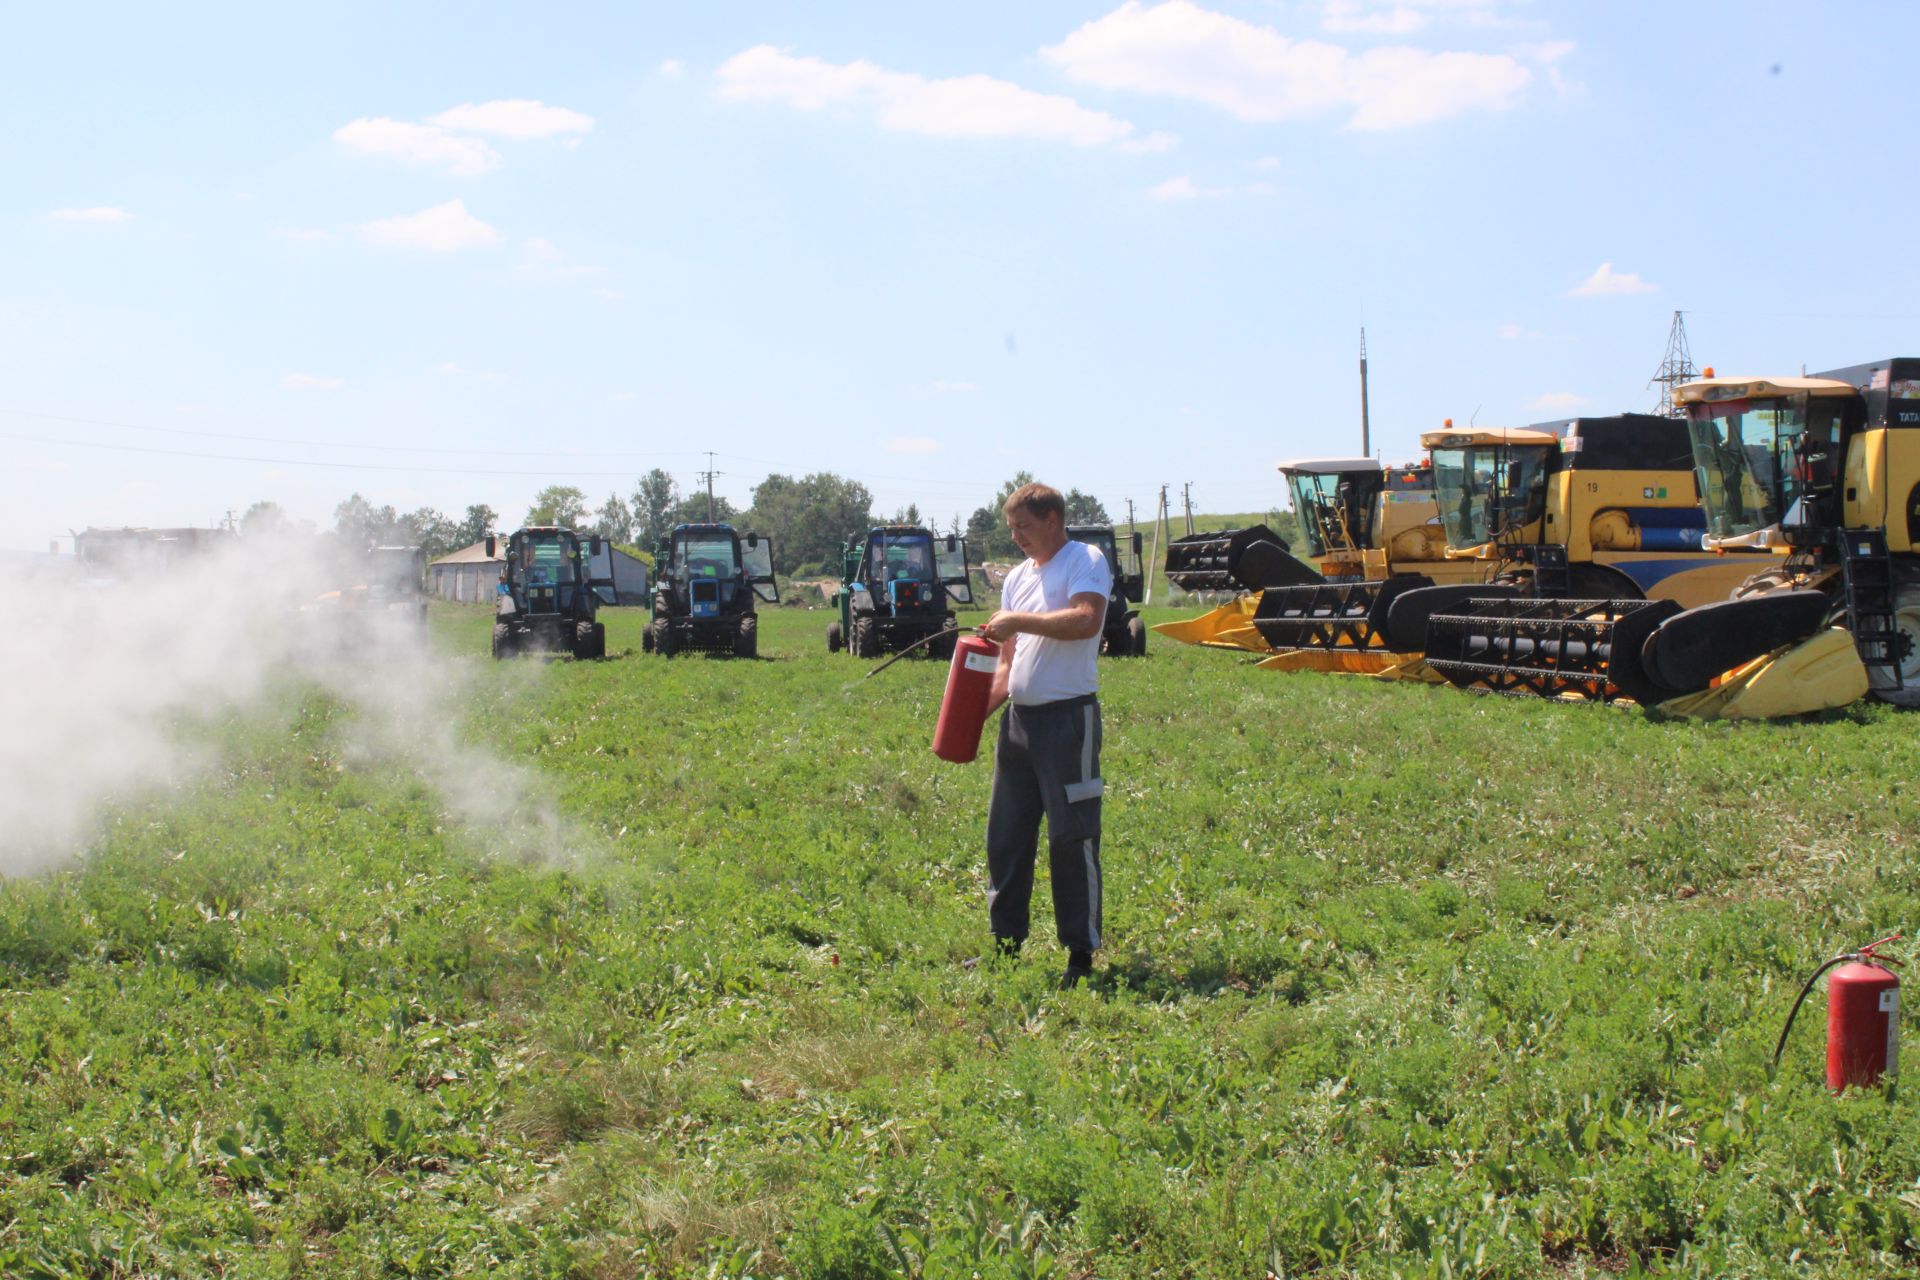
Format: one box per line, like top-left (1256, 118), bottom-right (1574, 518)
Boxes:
top-left (1003, 482), bottom-right (1066, 522)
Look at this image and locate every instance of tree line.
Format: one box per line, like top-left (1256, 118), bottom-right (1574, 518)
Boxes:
top-left (240, 469), bottom-right (1115, 577)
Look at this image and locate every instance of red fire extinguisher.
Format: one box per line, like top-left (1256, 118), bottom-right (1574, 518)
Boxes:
top-left (1774, 933), bottom-right (1902, 1090)
top-left (932, 635), bottom-right (1001, 763)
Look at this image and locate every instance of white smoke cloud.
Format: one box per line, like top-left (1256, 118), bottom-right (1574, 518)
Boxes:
top-left (0, 534), bottom-right (581, 876)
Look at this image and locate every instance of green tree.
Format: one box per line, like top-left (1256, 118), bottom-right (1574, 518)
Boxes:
top-left (630, 469), bottom-right (679, 553)
top-left (239, 501), bottom-right (288, 538)
top-left (668, 492), bottom-right (737, 527)
top-left (1064, 490), bottom-right (1110, 526)
top-left (966, 472), bottom-right (1032, 561)
top-left (458, 504), bottom-right (497, 546)
top-left (525, 485), bottom-right (588, 529)
top-left (747, 472), bottom-right (876, 574)
top-left (592, 493), bottom-right (633, 543)
top-left (334, 493), bottom-right (403, 548)
top-left (401, 507), bottom-right (462, 560)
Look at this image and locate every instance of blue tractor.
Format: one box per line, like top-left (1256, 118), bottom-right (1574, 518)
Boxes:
top-left (827, 525), bottom-right (975, 659)
top-left (643, 523), bottom-right (779, 658)
top-left (488, 527), bottom-right (612, 659)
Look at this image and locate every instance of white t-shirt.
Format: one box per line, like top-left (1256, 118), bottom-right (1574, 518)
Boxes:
top-left (1003, 540), bottom-right (1112, 705)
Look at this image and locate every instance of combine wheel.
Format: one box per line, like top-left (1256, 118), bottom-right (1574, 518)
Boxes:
top-left (491, 622), bottom-right (513, 660)
top-left (1127, 615), bottom-right (1147, 656)
top-left (735, 614), bottom-right (759, 659)
top-left (1569, 564), bottom-right (1644, 601)
top-left (1874, 580), bottom-right (1920, 708)
top-left (1639, 591), bottom-right (1831, 696)
top-left (827, 622), bottom-right (843, 653)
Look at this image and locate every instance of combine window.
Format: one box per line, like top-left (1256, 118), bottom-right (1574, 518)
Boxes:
top-left (1430, 446), bottom-right (1553, 549)
top-left (1684, 397), bottom-right (1836, 538)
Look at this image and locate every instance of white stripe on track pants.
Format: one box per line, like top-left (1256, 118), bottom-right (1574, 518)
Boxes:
top-left (985, 694), bottom-right (1103, 952)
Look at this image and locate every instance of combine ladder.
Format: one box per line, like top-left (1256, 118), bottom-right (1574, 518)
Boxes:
top-left (1839, 529), bottom-right (1905, 692)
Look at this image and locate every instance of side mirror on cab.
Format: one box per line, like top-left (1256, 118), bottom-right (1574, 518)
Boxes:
top-left (590, 536), bottom-right (605, 556)
top-left (485, 535), bottom-right (497, 558)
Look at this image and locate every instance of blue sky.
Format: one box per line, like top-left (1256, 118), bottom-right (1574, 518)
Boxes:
top-left (4, 0), bottom-right (1915, 550)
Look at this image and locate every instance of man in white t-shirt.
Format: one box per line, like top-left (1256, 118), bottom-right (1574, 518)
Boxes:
top-left (977, 482), bottom-right (1113, 988)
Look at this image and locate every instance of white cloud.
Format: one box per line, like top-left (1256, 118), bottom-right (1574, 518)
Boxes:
top-left (593, 287), bottom-right (625, 301)
top-left (1322, 2), bottom-right (1430, 34)
top-left (931, 381), bottom-right (978, 394)
top-left (659, 59), bottom-right (685, 77)
top-left (50, 206), bottom-right (134, 223)
top-left (282, 373), bottom-right (344, 390)
top-left (334, 117), bottom-right (502, 175)
top-left (1149, 175), bottom-right (1202, 201)
top-left (1120, 129), bottom-right (1181, 153)
top-left (436, 362), bottom-right (501, 381)
top-left (1498, 322), bottom-right (1545, 340)
top-left (275, 226), bottom-right (334, 242)
top-left (526, 235), bottom-right (563, 262)
top-left (1043, 1), bottom-right (1533, 131)
top-left (360, 199), bottom-right (502, 252)
top-left (428, 99), bottom-right (594, 139)
top-left (885, 435), bottom-right (940, 454)
top-left (1527, 391), bottom-right (1587, 411)
top-left (1252, 155), bottom-right (1283, 170)
top-left (716, 45), bottom-right (1144, 147)
top-left (1570, 261), bottom-right (1656, 297)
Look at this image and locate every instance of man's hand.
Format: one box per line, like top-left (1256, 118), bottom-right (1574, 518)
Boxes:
top-left (979, 611), bottom-right (1023, 643)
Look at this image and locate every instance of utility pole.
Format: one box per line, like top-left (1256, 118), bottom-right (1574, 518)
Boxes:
top-left (1147, 485), bottom-right (1169, 606)
top-left (697, 451), bottom-right (723, 521)
top-left (1648, 311), bottom-right (1697, 418)
top-left (1359, 327), bottom-right (1372, 457)
top-left (1181, 482), bottom-right (1194, 536)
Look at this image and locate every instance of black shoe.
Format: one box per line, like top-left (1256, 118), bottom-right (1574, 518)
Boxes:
top-left (1060, 950), bottom-right (1094, 989)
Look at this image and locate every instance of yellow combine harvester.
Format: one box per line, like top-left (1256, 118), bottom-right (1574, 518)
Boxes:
top-left (1156, 458), bottom-right (1485, 662)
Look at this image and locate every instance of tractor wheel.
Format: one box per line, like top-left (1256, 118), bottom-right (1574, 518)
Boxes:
top-left (735, 615), bottom-right (759, 659)
top-left (652, 618), bottom-right (678, 658)
top-left (1127, 615), bottom-right (1147, 656)
top-left (1873, 579), bottom-right (1920, 708)
top-left (573, 621), bottom-right (596, 659)
top-left (929, 625), bottom-right (957, 660)
top-left (591, 622), bottom-right (607, 659)
top-left (642, 624), bottom-right (655, 653)
top-left (827, 622), bottom-right (843, 654)
top-left (851, 617), bottom-right (879, 659)
top-left (491, 622), bottom-right (513, 660)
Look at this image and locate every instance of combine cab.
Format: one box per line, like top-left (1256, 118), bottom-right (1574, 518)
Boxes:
top-left (1067, 525), bottom-right (1147, 656)
top-left (1405, 414), bottom-right (1776, 700)
top-left (828, 526), bottom-right (973, 659)
top-left (643, 523), bottom-right (778, 658)
top-left (490, 528), bottom-right (612, 659)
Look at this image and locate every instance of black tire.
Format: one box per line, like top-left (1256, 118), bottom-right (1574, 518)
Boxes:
top-left (642, 624), bottom-right (655, 653)
top-left (735, 614), bottom-right (759, 659)
top-left (1640, 591), bottom-right (1831, 695)
top-left (1381, 584), bottom-right (1521, 654)
top-left (851, 616), bottom-right (880, 659)
top-left (652, 618), bottom-right (678, 658)
top-left (591, 622), bottom-right (607, 659)
top-left (1127, 615), bottom-right (1147, 656)
top-left (827, 621), bottom-right (843, 654)
top-left (930, 622), bottom-right (958, 660)
top-left (491, 621), bottom-right (513, 660)
top-left (1569, 564), bottom-right (1644, 601)
top-left (1872, 579), bottom-right (1920, 708)
top-left (573, 620), bottom-right (596, 660)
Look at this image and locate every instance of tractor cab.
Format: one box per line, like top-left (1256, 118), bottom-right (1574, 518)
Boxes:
top-left (1423, 427), bottom-right (1559, 559)
top-left (645, 523), bottom-right (777, 657)
top-left (488, 527), bottom-right (610, 659)
top-left (829, 525), bottom-right (973, 658)
top-left (366, 545), bottom-right (427, 610)
top-left (1675, 376), bottom-right (1860, 549)
top-left (1067, 524), bottom-right (1148, 656)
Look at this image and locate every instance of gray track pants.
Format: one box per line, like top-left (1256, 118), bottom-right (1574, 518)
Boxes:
top-left (986, 694), bottom-right (1103, 952)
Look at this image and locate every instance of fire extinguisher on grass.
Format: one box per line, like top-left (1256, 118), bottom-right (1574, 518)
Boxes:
top-left (1774, 933), bottom-right (1902, 1090)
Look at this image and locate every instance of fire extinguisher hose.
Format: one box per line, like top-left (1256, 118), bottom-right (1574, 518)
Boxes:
top-left (1772, 954), bottom-right (1854, 1072)
top-left (863, 626), bottom-right (964, 679)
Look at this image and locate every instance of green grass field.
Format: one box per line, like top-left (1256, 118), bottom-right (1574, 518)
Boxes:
top-left (4, 602), bottom-right (1919, 1278)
